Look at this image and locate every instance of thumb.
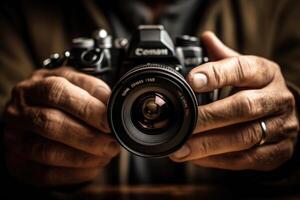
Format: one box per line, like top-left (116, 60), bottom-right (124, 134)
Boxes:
top-left (201, 31), bottom-right (239, 60)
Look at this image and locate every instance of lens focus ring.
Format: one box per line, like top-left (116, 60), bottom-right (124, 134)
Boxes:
top-left (108, 63), bottom-right (198, 157)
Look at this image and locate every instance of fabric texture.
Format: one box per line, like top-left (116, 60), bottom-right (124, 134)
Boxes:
top-left (1, 0), bottom-right (300, 189)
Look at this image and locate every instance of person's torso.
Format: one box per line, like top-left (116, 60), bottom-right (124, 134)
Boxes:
top-left (10, 0), bottom-right (294, 185)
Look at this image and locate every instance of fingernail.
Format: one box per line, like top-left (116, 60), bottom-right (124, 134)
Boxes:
top-left (191, 73), bottom-right (207, 90)
top-left (173, 145), bottom-right (191, 159)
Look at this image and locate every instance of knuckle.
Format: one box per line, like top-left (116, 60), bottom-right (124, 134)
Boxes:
top-left (88, 136), bottom-right (118, 157)
top-left (11, 83), bottom-right (28, 105)
top-left (236, 56), bottom-right (276, 85)
top-left (42, 76), bottom-right (68, 105)
top-left (32, 109), bottom-right (53, 131)
top-left (77, 97), bottom-right (93, 119)
top-left (282, 91), bottom-right (295, 112)
top-left (288, 131), bottom-right (298, 144)
top-left (293, 116), bottom-right (300, 133)
top-left (240, 151), bottom-right (256, 169)
top-left (91, 85), bottom-right (111, 99)
top-left (210, 64), bottom-right (223, 87)
top-left (192, 138), bottom-right (211, 157)
top-left (261, 141), bottom-right (293, 171)
top-left (280, 140), bottom-right (294, 162)
top-left (102, 140), bottom-right (120, 157)
top-left (108, 145), bottom-right (121, 157)
top-left (250, 140), bottom-right (294, 171)
top-left (4, 104), bottom-right (19, 120)
top-left (239, 124), bottom-right (261, 147)
top-left (235, 56), bottom-right (253, 82)
top-left (81, 136), bottom-right (101, 154)
top-left (272, 62), bottom-right (281, 72)
top-left (197, 107), bottom-right (214, 130)
top-left (272, 116), bottom-right (286, 138)
top-left (258, 57), bottom-right (277, 82)
top-left (237, 92), bottom-right (275, 118)
top-left (13, 80), bottom-right (30, 91)
top-left (264, 58), bottom-right (281, 75)
top-left (236, 93), bottom-right (260, 117)
top-left (31, 109), bottom-right (62, 137)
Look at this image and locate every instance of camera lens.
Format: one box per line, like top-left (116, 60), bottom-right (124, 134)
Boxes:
top-left (108, 63), bottom-right (198, 157)
top-left (132, 93), bottom-right (172, 134)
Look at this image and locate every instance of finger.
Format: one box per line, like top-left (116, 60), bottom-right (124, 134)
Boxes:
top-left (45, 67), bottom-right (111, 104)
top-left (195, 88), bottom-right (295, 133)
top-left (23, 76), bottom-right (109, 132)
top-left (170, 113), bottom-right (297, 162)
top-left (265, 111), bottom-right (299, 143)
top-left (187, 56), bottom-right (278, 92)
top-left (22, 67), bottom-right (111, 104)
top-left (192, 139), bottom-right (294, 171)
top-left (4, 105), bottom-right (120, 157)
top-left (201, 31), bottom-right (239, 60)
top-left (6, 154), bottom-right (101, 187)
top-left (5, 132), bottom-right (112, 168)
top-left (10, 80), bottom-right (37, 107)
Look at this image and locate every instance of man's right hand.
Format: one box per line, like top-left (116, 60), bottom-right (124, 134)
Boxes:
top-left (3, 67), bottom-right (120, 187)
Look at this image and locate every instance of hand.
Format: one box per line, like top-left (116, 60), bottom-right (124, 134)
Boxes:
top-left (170, 32), bottom-right (299, 171)
top-left (3, 67), bottom-right (120, 186)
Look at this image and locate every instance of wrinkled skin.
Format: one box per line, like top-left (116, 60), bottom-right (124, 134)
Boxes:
top-left (170, 32), bottom-right (299, 171)
top-left (3, 68), bottom-right (120, 186)
top-left (3, 32), bottom-right (299, 187)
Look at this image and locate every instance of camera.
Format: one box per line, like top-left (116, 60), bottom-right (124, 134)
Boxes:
top-left (43, 25), bottom-right (213, 157)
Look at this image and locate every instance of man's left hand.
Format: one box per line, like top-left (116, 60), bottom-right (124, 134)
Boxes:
top-left (170, 32), bottom-right (299, 171)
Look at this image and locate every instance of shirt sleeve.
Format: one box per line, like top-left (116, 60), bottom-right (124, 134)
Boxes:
top-left (272, 0), bottom-right (300, 90)
top-left (246, 0), bottom-right (300, 187)
top-left (0, 2), bottom-right (35, 115)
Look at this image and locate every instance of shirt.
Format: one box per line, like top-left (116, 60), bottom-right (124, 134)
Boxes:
top-left (1, 1), bottom-right (300, 195)
top-left (96, 0), bottom-right (208, 185)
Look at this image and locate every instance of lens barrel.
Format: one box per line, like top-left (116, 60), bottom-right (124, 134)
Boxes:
top-left (108, 63), bottom-right (198, 157)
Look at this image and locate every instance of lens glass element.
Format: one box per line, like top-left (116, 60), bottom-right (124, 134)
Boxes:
top-left (132, 93), bottom-right (173, 134)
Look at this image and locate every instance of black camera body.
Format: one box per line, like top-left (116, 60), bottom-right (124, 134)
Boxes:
top-left (43, 25), bottom-right (212, 157)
